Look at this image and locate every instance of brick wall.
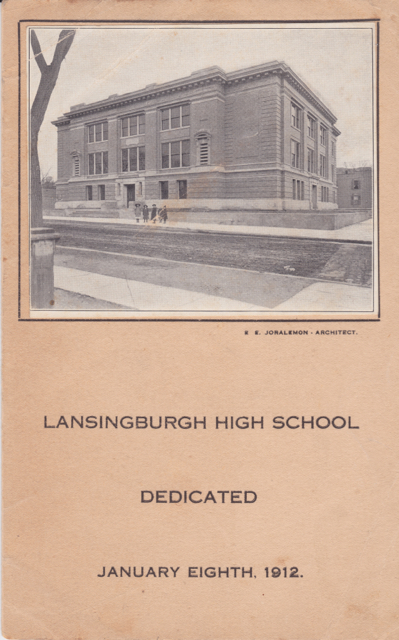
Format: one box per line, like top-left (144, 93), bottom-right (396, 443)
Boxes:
top-left (224, 170), bottom-right (280, 199)
top-left (337, 168), bottom-right (372, 208)
top-left (54, 62), bottom-right (339, 210)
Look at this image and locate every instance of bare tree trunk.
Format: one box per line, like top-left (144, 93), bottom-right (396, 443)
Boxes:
top-left (30, 129), bottom-right (42, 227)
top-left (30, 29), bottom-right (75, 308)
top-left (30, 29), bottom-right (75, 227)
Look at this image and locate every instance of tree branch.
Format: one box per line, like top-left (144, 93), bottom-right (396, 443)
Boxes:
top-left (31, 29), bottom-right (76, 133)
top-left (31, 30), bottom-right (48, 74)
top-left (50, 30), bottom-right (76, 69)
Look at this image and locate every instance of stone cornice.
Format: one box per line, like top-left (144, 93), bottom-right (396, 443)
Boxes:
top-left (278, 65), bottom-right (338, 126)
top-left (52, 61), bottom-right (338, 128)
top-left (53, 70), bottom-right (227, 126)
top-left (53, 118), bottom-right (70, 127)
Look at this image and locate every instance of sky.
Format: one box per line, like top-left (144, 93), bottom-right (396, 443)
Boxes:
top-left (29, 24), bottom-right (376, 180)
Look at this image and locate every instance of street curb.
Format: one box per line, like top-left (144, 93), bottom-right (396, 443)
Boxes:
top-left (45, 216), bottom-right (373, 245)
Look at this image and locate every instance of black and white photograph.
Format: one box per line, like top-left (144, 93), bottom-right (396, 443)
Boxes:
top-left (28, 22), bottom-right (378, 318)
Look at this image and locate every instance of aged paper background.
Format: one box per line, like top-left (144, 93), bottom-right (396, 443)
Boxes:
top-left (2, 1), bottom-right (399, 639)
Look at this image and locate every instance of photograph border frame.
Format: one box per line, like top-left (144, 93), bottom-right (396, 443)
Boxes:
top-left (19, 18), bottom-right (380, 323)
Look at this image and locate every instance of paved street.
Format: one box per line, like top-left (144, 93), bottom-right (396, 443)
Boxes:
top-left (46, 220), bottom-right (374, 312)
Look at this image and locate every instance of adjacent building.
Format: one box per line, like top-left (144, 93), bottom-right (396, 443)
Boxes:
top-left (53, 60), bottom-right (340, 214)
top-left (337, 167), bottom-right (372, 210)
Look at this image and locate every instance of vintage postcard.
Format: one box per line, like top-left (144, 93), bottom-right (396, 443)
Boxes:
top-left (2, 1), bottom-right (398, 640)
top-left (22, 20), bottom-right (378, 319)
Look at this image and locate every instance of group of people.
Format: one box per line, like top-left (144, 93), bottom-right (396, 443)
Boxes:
top-left (134, 203), bottom-right (168, 224)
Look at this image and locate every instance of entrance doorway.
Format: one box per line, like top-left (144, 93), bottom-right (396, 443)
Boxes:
top-left (312, 184), bottom-right (317, 209)
top-left (126, 185), bottom-right (135, 206)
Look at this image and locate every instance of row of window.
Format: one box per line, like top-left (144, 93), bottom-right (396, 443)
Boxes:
top-left (121, 147), bottom-right (145, 172)
top-left (88, 105), bottom-right (191, 144)
top-left (292, 180), bottom-right (305, 200)
top-left (86, 184), bottom-right (106, 201)
top-left (88, 122), bottom-right (108, 143)
top-left (292, 182), bottom-right (336, 203)
top-left (161, 140), bottom-right (190, 169)
top-left (160, 180), bottom-right (188, 199)
top-left (161, 105), bottom-right (190, 131)
top-left (85, 180), bottom-right (188, 201)
top-left (86, 141), bottom-right (192, 175)
top-left (82, 144), bottom-right (334, 178)
top-left (88, 152), bottom-right (108, 176)
top-left (87, 104), bottom-right (334, 164)
top-left (292, 140), bottom-right (335, 180)
top-left (83, 144), bottom-right (334, 179)
top-left (86, 179), bottom-right (338, 204)
top-left (321, 186), bottom-right (329, 202)
top-left (291, 103), bottom-right (333, 152)
top-left (121, 114), bottom-right (145, 137)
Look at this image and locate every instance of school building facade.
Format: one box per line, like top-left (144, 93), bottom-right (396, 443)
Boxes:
top-left (53, 60), bottom-right (340, 214)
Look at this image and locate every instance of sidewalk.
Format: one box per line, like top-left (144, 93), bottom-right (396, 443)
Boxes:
top-left (54, 267), bottom-right (271, 311)
top-left (52, 287), bottom-right (131, 310)
top-left (53, 266), bottom-right (374, 313)
top-left (44, 215), bottom-right (374, 243)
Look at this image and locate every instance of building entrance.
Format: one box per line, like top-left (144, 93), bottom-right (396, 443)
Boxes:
top-left (126, 185), bottom-right (135, 206)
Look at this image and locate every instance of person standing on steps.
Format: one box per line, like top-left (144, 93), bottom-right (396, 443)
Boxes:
top-left (151, 204), bottom-right (157, 223)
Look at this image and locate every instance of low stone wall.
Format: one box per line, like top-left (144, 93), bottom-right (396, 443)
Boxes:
top-left (165, 208), bottom-right (372, 230)
top-left (47, 208), bottom-right (119, 218)
top-left (55, 198), bottom-right (338, 212)
top-left (47, 205), bottom-right (372, 230)
top-left (332, 209), bottom-right (372, 229)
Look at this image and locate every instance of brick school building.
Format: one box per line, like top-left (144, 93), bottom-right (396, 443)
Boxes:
top-left (52, 60), bottom-right (340, 217)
